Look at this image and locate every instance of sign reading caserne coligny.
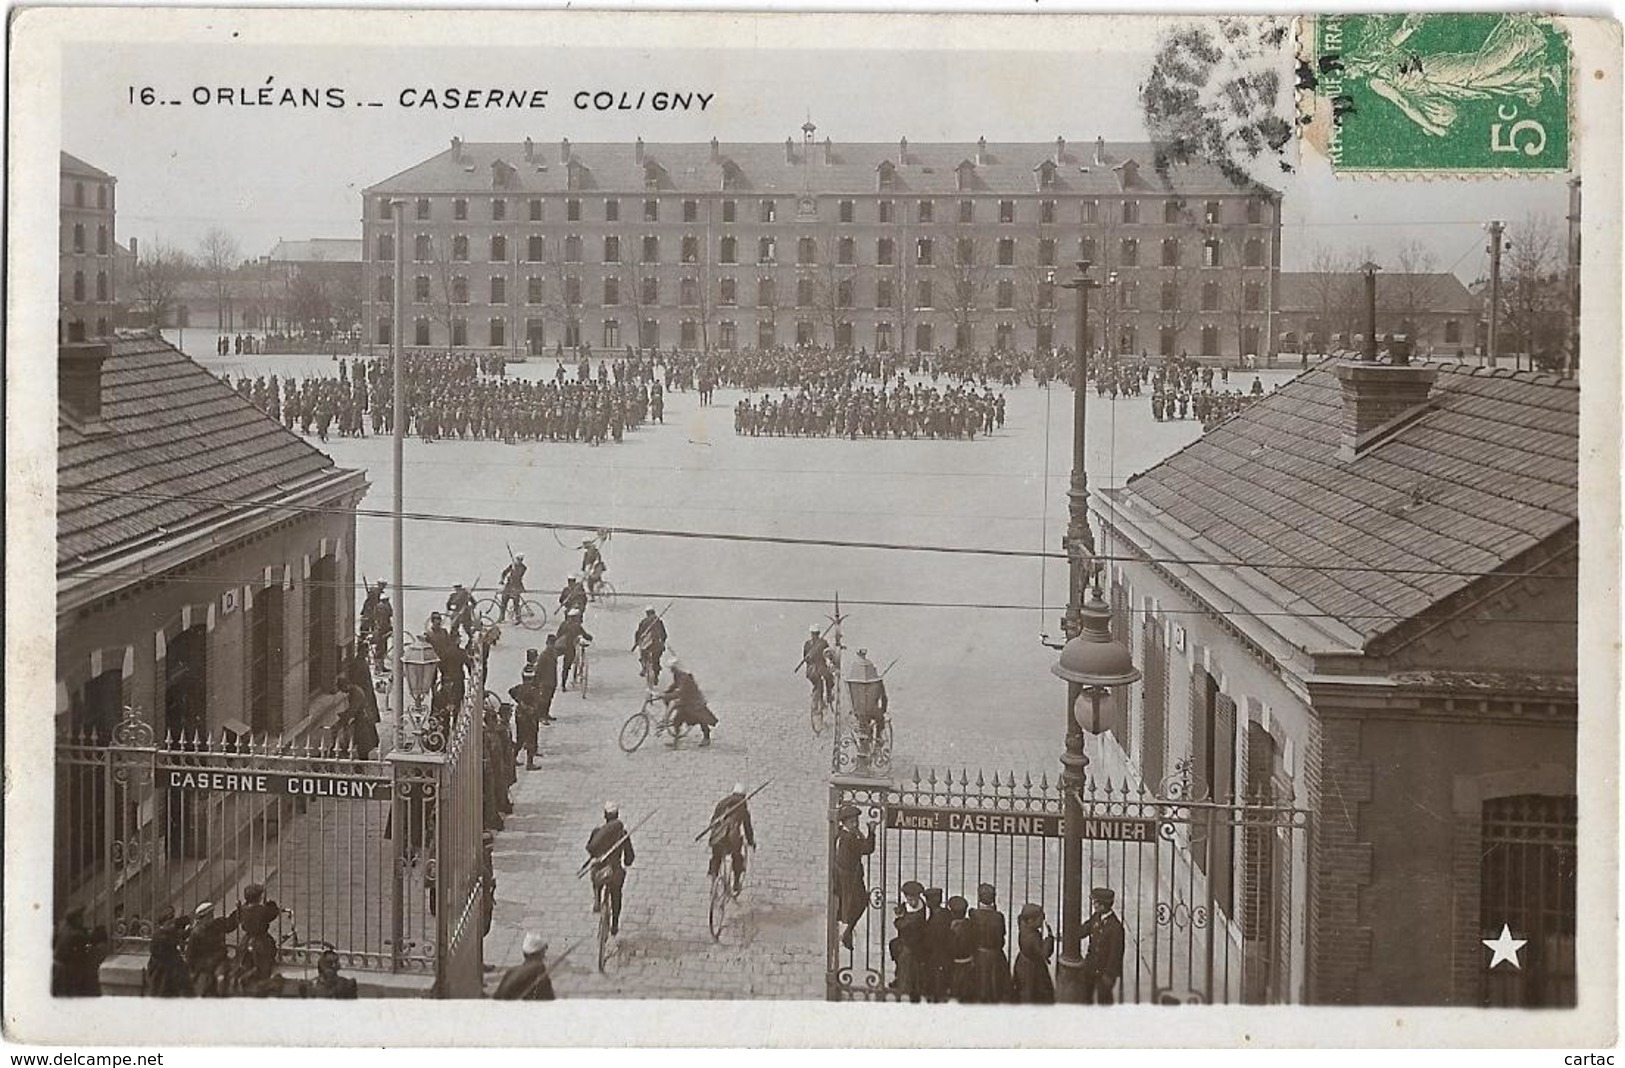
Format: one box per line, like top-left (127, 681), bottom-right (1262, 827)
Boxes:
top-left (164, 767), bottom-right (392, 801)
top-left (885, 804), bottom-right (1158, 841)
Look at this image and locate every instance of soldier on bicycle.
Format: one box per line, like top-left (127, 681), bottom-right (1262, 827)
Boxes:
top-left (633, 607), bottom-right (668, 680)
top-left (445, 582), bottom-right (478, 642)
top-left (586, 801), bottom-right (635, 937)
top-left (498, 554), bottom-right (528, 624)
top-left (581, 538), bottom-right (607, 597)
top-left (707, 784), bottom-right (756, 895)
top-left (660, 659), bottom-right (717, 747)
top-left (802, 624), bottom-right (837, 708)
top-left (559, 573), bottom-right (590, 619)
top-left (556, 609), bottom-right (593, 691)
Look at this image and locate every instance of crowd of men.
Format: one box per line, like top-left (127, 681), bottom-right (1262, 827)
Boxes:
top-left (733, 381), bottom-right (1006, 440)
top-left (224, 352), bottom-right (661, 445)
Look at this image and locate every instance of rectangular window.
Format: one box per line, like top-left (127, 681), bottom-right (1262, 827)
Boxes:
top-left (758, 237), bottom-right (776, 264)
top-left (877, 238), bottom-right (895, 266)
top-left (528, 235), bottom-right (545, 262)
top-left (681, 320), bottom-right (698, 348)
top-left (998, 238), bottom-right (1014, 266)
top-left (1247, 197), bottom-right (1265, 224)
top-left (917, 200), bottom-right (934, 223)
top-left (1121, 239), bottom-right (1139, 267)
top-left (565, 276), bottom-right (581, 304)
top-left (798, 236), bottom-right (816, 265)
top-left (490, 276), bottom-right (506, 304)
top-left (1203, 239), bottom-right (1221, 268)
top-left (996, 280), bottom-right (1014, 309)
top-left (642, 236), bottom-right (659, 264)
top-left (1039, 238), bottom-right (1056, 267)
top-left (1080, 237), bottom-right (1097, 262)
top-left (957, 237), bottom-right (975, 266)
top-left (681, 278), bottom-right (698, 306)
top-left (565, 236), bottom-right (582, 263)
top-left (1244, 281), bottom-right (1262, 312)
top-left (416, 198), bottom-right (432, 220)
top-left (528, 276), bottom-right (544, 304)
top-left (719, 321), bottom-right (736, 349)
top-left (837, 280), bottom-right (853, 308)
top-left (529, 199), bottom-right (543, 222)
top-left (566, 198), bottom-right (582, 222)
top-left (1040, 200), bottom-right (1056, 224)
top-left (490, 234), bottom-right (507, 262)
top-left (452, 317), bottom-right (467, 347)
top-left (683, 199), bottom-right (699, 223)
top-left (916, 238), bottom-right (933, 265)
top-left (720, 277), bottom-right (737, 305)
top-left (682, 235), bottom-right (699, 263)
top-left (722, 199), bottom-right (737, 223)
top-left (454, 198), bottom-right (468, 221)
top-left (1164, 200), bottom-right (1183, 224)
top-left (839, 200), bottom-right (855, 223)
top-left (603, 277), bottom-right (620, 306)
top-left (797, 278), bottom-right (814, 308)
top-left (760, 199), bottom-right (777, 223)
top-left (378, 275), bottom-right (393, 303)
top-left (604, 236), bottom-right (620, 263)
top-left (644, 199), bottom-right (659, 222)
top-left (917, 280), bottom-right (933, 308)
top-left (838, 237), bottom-right (855, 265)
top-left (415, 275), bottom-right (431, 303)
top-left (1080, 200), bottom-right (1098, 224)
top-left (959, 200), bottom-right (975, 224)
top-left (757, 278), bottom-right (776, 307)
top-left (451, 276), bottom-right (468, 303)
top-left (453, 234), bottom-right (469, 261)
top-left (642, 277), bottom-right (659, 305)
top-left (1204, 200), bottom-right (1222, 225)
top-left (878, 200), bottom-right (894, 224)
top-left (306, 556), bottom-right (337, 697)
top-left (490, 318), bottom-right (506, 346)
top-left (876, 279), bottom-right (895, 308)
top-left (492, 198), bottom-right (507, 221)
top-left (720, 236), bottom-right (738, 264)
top-left (999, 200), bottom-right (1015, 224)
top-left (605, 199), bottom-right (620, 222)
top-left (414, 234), bottom-right (432, 261)
top-left (1121, 199), bottom-right (1140, 224)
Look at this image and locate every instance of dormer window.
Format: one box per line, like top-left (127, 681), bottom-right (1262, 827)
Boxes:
top-left (877, 160), bottom-right (897, 192)
top-left (1035, 160), bottom-right (1057, 191)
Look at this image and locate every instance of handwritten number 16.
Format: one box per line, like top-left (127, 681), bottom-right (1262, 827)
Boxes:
top-left (1491, 104), bottom-right (1547, 157)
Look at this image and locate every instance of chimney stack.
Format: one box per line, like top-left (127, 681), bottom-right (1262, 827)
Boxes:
top-left (635, 137), bottom-right (646, 165)
top-left (1094, 136), bottom-right (1106, 166)
top-left (451, 136), bottom-right (463, 160)
top-left (129, 236), bottom-right (138, 259)
top-left (823, 137), bottom-right (833, 165)
top-left (976, 136), bottom-right (988, 166)
top-left (524, 137), bottom-right (534, 162)
top-left (560, 138), bottom-right (572, 164)
top-left (709, 137), bottom-right (720, 163)
top-left (1055, 136), bottom-right (1066, 163)
top-left (1334, 362), bottom-right (1437, 461)
top-left (899, 136), bottom-right (908, 164)
top-left (784, 137), bottom-right (795, 163)
top-left (60, 341), bottom-right (112, 430)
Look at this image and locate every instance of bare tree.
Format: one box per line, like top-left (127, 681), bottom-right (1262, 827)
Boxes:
top-left (1014, 242), bottom-right (1058, 352)
top-left (878, 221), bottom-right (919, 355)
top-left (1298, 245), bottom-right (1354, 352)
top-left (197, 227), bottom-right (241, 331)
top-left (945, 234), bottom-right (992, 352)
top-left (132, 241), bottom-right (191, 329)
top-left (1391, 238), bottom-right (1442, 347)
top-left (1502, 212), bottom-right (1565, 369)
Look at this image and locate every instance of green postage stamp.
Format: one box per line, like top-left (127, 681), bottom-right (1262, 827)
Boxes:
top-left (1306, 13), bottom-right (1571, 173)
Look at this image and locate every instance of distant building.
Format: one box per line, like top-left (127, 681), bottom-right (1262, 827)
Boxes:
top-left (60, 152), bottom-right (119, 341)
top-left (361, 132), bottom-right (1282, 360)
top-left (56, 334), bottom-right (369, 907)
top-left (1274, 271), bottom-right (1481, 359)
top-left (1095, 359), bottom-right (1577, 1006)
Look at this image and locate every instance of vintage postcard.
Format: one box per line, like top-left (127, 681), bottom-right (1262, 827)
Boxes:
top-left (4, 6), bottom-right (1620, 1050)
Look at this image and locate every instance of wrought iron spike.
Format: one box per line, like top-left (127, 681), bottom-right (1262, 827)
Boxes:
top-left (1040, 771), bottom-right (1049, 790)
top-left (1023, 770), bottom-right (1032, 790)
top-left (911, 766), bottom-right (921, 787)
top-left (975, 768), bottom-right (985, 788)
top-left (925, 767), bottom-right (937, 787)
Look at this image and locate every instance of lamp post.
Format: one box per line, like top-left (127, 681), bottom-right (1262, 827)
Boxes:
top-left (1059, 260), bottom-right (1101, 637)
top-left (1050, 586), bottom-right (1141, 1004)
top-left (398, 637), bottom-right (439, 752)
top-left (390, 200), bottom-right (407, 751)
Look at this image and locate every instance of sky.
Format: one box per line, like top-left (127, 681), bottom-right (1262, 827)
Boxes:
top-left (61, 23), bottom-right (1572, 282)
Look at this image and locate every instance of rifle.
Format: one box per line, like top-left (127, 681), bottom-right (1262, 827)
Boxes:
top-left (693, 780), bottom-right (773, 842)
top-left (631, 601), bottom-right (676, 651)
top-left (576, 809), bottom-right (658, 878)
top-left (877, 657), bottom-right (901, 679)
top-left (789, 619), bottom-right (840, 675)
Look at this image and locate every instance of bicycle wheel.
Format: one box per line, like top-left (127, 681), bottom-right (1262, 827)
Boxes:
top-left (618, 710), bottom-right (651, 752)
top-left (474, 596), bottom-right (502, 625)
top-left (708, 871), bottom-right (729, 940)
top-left (483, 690), bottom-right (502, 715)
top-left (596, 581), bottom-right (618, 608)
top-left (577, 652), bottom-right (590, 697)
top-left (810, 692), bottom-right (828, 736)
top-left (518, 599), bottom-right (549, 631)
top-left (597, 899), bottom-right (611, 972)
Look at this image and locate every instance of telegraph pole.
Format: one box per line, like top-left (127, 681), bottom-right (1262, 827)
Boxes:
top-left (1486, 220), bottom-right (1505, 369)
top-left (391, 200), bottom-right (406, 748)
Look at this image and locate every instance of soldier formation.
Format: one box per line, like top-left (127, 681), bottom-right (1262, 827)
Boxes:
top-left (733, 381), bottom-right (1005, 440)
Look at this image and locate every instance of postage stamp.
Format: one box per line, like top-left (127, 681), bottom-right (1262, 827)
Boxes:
top-left (1303, 13), bottom-right (1572, 174)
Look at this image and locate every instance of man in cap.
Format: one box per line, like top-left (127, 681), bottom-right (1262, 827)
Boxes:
top-left (1080, 886), bottom-right (1124, 1005)
top-left (185, 901), bottom-right (239, 997)
top-left (707, 783), bottom-right (756, 895)
top-left (1012, 902), bottom-right (1056, 1004)
top-left (633, 607), bottom-right (668, 684)
top-left (369, 592), bottom-right (393, 671)
top-left (888, 880), bottom-right (929, 1002)
top-left (534, 634), bottom-right (561, 723)
top-left (556, 609), bottom-right (593, 692)
top-left (580, 538), bottom-right (606, 598)
top-left (585, 802), bottom-right (635, 937)
top-left (922, 887), bottom-right (953, 1002)
top-left (233, 883), bottom-right (282, 990)
top-left (425, 612), bottom-right (468, 707)
top-left (969, 883), bottom-right (1011, 1003)
top-left (802, 624), bottom-right (836, 710)
top-left (833, 803), bottom-right (875, 950)
top-left (659, 659), bottom-right (717, 746)
top-left (498, 553), bottom-right (528, 624)
top-left (493, 932), bottom-right (556, 1000)
top-left (558, 573), bottom-right (589, 619)
top-left (301, 949), bottom-right (359, 999)
top-left (508, 665), bottom-right (542, 769)
top-left (359, 579), bottom-right (387, 641)
top-left (446, 582), bottom-right (479, 642)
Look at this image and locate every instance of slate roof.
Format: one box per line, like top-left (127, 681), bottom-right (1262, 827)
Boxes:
top-left (267, 238), bottom-right (363, 263)
top-left (1114, 361), bottom-right (1577, 646)
top-left (1276, 272), bottom-right (1479, 315)
top-left (58, 334), bottom-right (354, 570)
top-left (61, 151), bottom-right (112, 181)
top-left (366, 139), bottom-right (1277, 199)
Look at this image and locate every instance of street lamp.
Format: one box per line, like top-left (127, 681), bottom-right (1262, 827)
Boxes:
top-left (844, 652), bottom-right (885, 774)
top-left (398, 637), bottom-right (439, 752)
top-left (1050, 584), bottom-right (1141, 1004)
top-left (1059, 261), bottom-right (1102, 638)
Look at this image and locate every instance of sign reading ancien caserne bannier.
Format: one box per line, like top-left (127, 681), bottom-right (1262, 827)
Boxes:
top-left (885, 804), bottom-right (1157, 841)
top-left (164, 768), bottom-right (391, 801)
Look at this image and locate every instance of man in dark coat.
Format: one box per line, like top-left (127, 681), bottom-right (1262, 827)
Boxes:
top-left (660, 660), bottom-right (716, 746)
top-left (707, 784), bottom-right (756, 894)
top-left (50, 906), bottom-right (109, 996)
top-left (921, 887), bottom-right (953, 1002)
top-left (832, 803), bottom-right (875, 950)
top-left (1011, 902), bottom-right (1056, 1004)
top-left (425, 614), bottom-right (468, 708)
top-left (185, 901), bottom-right (239, 996)
top-left (1080, 886), bottom-right (1125, 1005)
top-left (335, 674), bottom-right (379, 759)
top-left (143, 908), bottom-right (194, 997)
top-left (969, 883), bottom-right (1011, 1003)
top-left (887, 880), bottom-right (929, 1002)
top-left (556, 610), bottom-right (593, 692)
top-left (493, 932), bottom-right (556, 1000)
top-left (509, 667), bottom-right (541, 769)
top-left (300, 949), bottom-right (359, 999)
top-left (586, 802), bottom-right (635, 936)
top-left (534, 635), bottom-right (560, 723)
top-left (945, 895), bottom-right (979, 1002)
top-left (633, 607), bottom-right (667, 683)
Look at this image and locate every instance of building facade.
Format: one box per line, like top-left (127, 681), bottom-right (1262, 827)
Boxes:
top-left (1274, 271), bottom-right (1482, 360)
top-left (361, 131), bottom-right (1282, 360)
top-left (60, 151), bottom-right (119, 342)
top-left (56, 334), bottom-right (368, 914)
top-left (1093, 359), bottom-right (1577, 1006)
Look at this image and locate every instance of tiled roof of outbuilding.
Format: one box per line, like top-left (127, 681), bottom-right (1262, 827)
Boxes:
top-left (1114, 361), bottom-right (1577, 645)
top-left (366, 139), bottom-right (1278, 199)
top-left (58, 334), bottom-right (351, 569)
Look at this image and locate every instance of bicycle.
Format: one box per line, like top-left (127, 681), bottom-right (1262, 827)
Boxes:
top-left (708, 864), bottom-right (733, 940)
top-left (480, 594), bottom-right (548, 631)
top-left (809, 683), bottom-right (833, 736)
top-left (571, 642), bottom-right (591, 697)
top-left (594, 879), bottom-right (612, 972)
top-left (588, 578), bottom-right (617, 608)
top-left (618, 691), bottom-right (685, 753)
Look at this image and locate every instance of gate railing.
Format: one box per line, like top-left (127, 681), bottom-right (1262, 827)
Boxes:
top-left (827, 764), bottom-right (1310, 1005)
top-left (55, 678), bottom-right (486, 993)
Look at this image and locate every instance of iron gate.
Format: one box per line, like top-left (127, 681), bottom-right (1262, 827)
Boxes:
top-left (827, 762), bottom-right (1311, 1004)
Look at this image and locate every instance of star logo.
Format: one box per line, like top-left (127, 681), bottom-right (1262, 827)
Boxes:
top-left (1482, 923), bottom-right (1528, 969)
